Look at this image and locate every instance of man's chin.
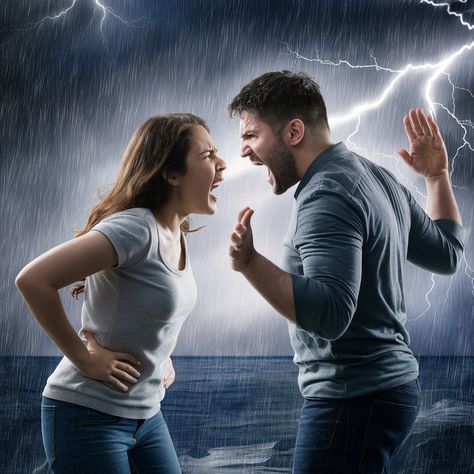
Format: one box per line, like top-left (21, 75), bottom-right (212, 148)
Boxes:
top-left (272, 180), bottom-right (287, 195)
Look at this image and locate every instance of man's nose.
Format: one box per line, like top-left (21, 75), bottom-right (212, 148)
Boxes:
top-left (240, 142), bottom-right (251, 158)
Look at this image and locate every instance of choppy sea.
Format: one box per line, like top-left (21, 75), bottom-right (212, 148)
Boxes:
top-left (1, 356), bottom-right (473, 473)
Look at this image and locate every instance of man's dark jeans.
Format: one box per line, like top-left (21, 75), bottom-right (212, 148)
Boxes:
top-left (293, 379), bottom-right (421, 474)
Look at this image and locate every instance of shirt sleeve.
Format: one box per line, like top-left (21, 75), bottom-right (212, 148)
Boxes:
top-left (91, 210), bottom-right (152, 269)
top-left (402, 187), bottom-right (465, 275)
top-left (291, 190), bottom-right (364, 341)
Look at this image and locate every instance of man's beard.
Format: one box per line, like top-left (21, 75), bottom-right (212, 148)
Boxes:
top-left (269, 135), bottom-right (299, 195)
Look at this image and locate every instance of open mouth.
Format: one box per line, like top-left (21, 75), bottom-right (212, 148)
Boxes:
top-left (267, 167), bottom-right (274, 185)
top-left (209, 179), bottom-right (222, 201)
top-left (250, 158), bottom-right (273, 185)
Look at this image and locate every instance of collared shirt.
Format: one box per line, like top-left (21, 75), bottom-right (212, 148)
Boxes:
top-left (282, 142), bottom-right (465, 399)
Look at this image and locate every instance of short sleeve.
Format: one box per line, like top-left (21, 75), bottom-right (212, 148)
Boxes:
top-left (91, 210), bottom-right (152, 268)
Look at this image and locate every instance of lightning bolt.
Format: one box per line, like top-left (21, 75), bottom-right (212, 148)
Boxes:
top-left (286, 0), bottom-right (474, 319)
top-left (11, 0), bottom-right (151, 45)
top-left (421, 0), bottom-right (474, 31)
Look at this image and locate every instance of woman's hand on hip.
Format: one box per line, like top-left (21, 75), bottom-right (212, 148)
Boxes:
top-left (163, 357), bottom-right (175, 389)
top-left (79, 331), bottom-right (142, 392)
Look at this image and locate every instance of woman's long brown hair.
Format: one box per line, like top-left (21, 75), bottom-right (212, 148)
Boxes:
top-left (71, 113), bottom-right (209, 298)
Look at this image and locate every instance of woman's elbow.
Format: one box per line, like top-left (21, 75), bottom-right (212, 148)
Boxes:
top-left (15, 268), bottom-right (35, 293)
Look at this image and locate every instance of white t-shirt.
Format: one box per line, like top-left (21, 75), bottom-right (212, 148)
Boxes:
top-left (43, 207), bottom-right (197, 419)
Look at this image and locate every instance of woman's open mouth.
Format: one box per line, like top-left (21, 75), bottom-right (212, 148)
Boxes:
top-left (209, 179), bottom-right (222, 201)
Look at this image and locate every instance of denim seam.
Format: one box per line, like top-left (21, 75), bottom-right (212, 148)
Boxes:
top-left (358, 401), bottom-right (374, 470)
top-left (325, 401), bottom-right (344, 467)
top-left (42, 405), bottom-right (56, 465)
top-left (73, 403), bottom-right (86, 474)
top-left (372, 399), bottom-right (418, 413)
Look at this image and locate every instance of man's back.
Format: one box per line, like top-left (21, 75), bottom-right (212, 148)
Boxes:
top-left (282, 142), bottom-right (464, 398)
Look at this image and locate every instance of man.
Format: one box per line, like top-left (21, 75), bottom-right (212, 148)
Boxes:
top-left (227, 71), bottom-right (464, 473)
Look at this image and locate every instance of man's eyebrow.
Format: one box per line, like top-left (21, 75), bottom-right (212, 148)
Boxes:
top-left (240, 129), bottom-right (256, 138)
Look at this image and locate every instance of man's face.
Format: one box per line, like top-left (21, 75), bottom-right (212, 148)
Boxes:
top-left (239, 111), bottom-right (298, 195)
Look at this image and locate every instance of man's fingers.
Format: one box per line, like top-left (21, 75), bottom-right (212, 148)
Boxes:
top-left (397, 149), bottom-right (413, 166)
top-left (237, 207), bottom-right (251, 223)
top-left (427, 115), bottom-right (441, 139)
top-left (229, 246), bottom-right (239, 257)
top-left (231, 232), bottom-right (242, 247)
top-left (416, 108), bottom-right (432, 136)
top-left (409, 109), bottom-right (423, 135)
top-left (403, 116), bottom-right (417, 142)
top-left (115, 361), bottom-right (141, 379)
top-left (240, 209), bottom-right (254, 228)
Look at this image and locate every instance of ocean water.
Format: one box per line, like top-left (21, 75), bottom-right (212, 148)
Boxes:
top-left (1, 356), bottom-right (473, 474)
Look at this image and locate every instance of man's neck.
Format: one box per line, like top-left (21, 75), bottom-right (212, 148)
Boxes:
top-left (295, 140), bottom-right (335, 179)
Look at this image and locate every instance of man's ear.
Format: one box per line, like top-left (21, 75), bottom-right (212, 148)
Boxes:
top-left (287, 119), bottom-right (305, 146)
top-left (162, 169), bottom-right (181, 186)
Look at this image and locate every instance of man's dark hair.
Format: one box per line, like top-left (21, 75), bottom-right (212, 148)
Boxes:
top-left (229, 70), bottom-right (329, 132)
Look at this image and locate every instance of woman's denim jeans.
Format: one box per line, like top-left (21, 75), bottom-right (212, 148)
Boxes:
top-left (41, 396), bottom-right (181, 473)
top-left (293, 378), bottom-right (421, 474)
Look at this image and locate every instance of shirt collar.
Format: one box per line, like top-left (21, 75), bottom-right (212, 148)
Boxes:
top-left (294, 142), bottom-right (348, 199)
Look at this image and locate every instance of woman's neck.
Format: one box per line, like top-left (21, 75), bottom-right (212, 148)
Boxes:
top-left (152, 203), bottom-right (187, 236)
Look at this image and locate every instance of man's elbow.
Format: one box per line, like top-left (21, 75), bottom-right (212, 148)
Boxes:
top-left (297, 297), bottom-right (355, 341)
top-left (438, 246), bottom-right (464, 275)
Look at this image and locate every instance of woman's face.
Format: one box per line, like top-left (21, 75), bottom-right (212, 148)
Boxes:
top-left (175, 125), bottom-right (226, 215)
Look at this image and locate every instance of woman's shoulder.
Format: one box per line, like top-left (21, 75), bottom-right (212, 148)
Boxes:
top-left (100, 207), bottom-right (152, 228)
top-left (93, 208), bottom-right (154, 268)
top-left (106, 207), bottom-right (150, 219)
top-left (93, 207), bottom-right (155, 241)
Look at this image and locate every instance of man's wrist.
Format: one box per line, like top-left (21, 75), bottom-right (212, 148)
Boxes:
top-left (425, 171), bottom-right (449, 184)
top-left (240, 248), bottom-right (258, 275)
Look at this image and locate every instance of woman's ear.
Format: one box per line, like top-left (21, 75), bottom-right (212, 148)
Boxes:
top-left (162, 169), bottom-right (181, 186)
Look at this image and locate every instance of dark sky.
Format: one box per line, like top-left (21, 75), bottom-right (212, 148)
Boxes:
top-left (1, 0), bottom-right (473, 356)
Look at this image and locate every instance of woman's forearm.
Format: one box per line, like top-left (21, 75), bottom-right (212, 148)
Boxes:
top-left (16, 277), bottom-right (89, 369)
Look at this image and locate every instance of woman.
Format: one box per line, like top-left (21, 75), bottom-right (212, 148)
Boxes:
top-left (16, 113), bottom-right (226, 473)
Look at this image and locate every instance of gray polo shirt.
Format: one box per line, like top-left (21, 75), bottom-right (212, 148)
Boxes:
top-left (43, 207), bottom-right (197, 418)
top-left (282, 142), bottom-right (465, 399)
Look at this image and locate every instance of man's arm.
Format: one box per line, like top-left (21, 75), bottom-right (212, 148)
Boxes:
top-left (229, 207), bottom-right (296, 322)
top-left (229, 190), bottom-right (364, 342)
top-left (398, 108), bottom-right (462, 224)
top-left (398, 108), bottom-right (464, 274)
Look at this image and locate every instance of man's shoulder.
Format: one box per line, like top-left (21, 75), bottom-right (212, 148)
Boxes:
top-left (296, 173), bottom-right (356, 206)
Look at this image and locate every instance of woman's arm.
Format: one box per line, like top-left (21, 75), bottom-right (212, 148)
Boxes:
top-left (16, 230), bottom-right (141, 392)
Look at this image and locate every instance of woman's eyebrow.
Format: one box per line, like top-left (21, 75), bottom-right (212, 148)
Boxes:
top-left (199, 146), bottom-right (218, 155)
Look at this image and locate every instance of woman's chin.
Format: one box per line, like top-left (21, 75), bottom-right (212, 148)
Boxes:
top-left (193, 200), bottom-right (217, 216)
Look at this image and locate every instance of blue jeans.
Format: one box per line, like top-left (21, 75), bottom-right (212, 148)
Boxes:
top-left (293, 379), bottom-right (421, 474)
top-left (41, 397), bottom-right (181, 474)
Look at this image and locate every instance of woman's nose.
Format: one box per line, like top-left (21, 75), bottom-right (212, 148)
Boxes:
top-left (216, 156), bottom-right (227, 171)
